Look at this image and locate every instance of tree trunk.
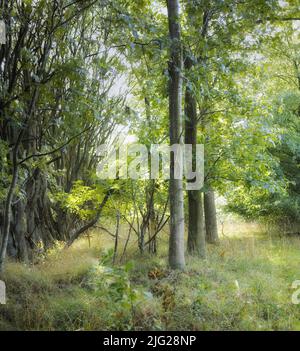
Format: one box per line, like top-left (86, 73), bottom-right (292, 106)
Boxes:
top-left (187, 191), bottom-right (206, 257)
top-left (149, 203), bottom-right (157, 254)
top-left (0, 134), bottom-right (21, 273)
top-left (25, 168), bottom-right (58, 251)
top-left (113, 211), bottom-right (120, 265)
top-left (184, 57), bottom-right (206, 258)
top-left (204, 189), bottom-right (219, 244)
top-left (167, 0), bottom-right (185, 270)
top-left (14, 200), bottom-right (29, 263)
top-left (139, 225), bottom-right (146, 254)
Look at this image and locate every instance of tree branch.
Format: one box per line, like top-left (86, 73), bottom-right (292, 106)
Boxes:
top-left (66, 189), bottom-right (115, 247)
top-left (18, 127), bottom-right (92, 165)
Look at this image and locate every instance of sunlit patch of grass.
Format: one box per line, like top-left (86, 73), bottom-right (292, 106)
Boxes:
top-left (181, 231), bottom-right (300, 330)
top-left (1, 222), bottom-right (300, 330)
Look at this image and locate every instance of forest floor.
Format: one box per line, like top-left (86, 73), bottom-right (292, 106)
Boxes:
top-left (1, 221), bottom-right (300, 331)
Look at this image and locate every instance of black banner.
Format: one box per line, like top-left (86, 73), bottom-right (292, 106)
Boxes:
top-left (0, 331), bottom-right (293, 349)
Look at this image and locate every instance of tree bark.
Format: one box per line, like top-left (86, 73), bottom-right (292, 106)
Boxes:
top-left (149, 201), bottom-right (157, 254)
top-left (113, 211), bottom-right (120, 265)
top-left (14, 200), bottom-right (29, 263)
top-left (184, 57), bottom-right (206, 258)
top-left (204, 189), bottom-right (219, 244)
top-left (167, 0), bottom-right (185, 270)
top-left (187, 191), bottom-right (206, 257)
top-left (0, 131), bottom-right (23, 273)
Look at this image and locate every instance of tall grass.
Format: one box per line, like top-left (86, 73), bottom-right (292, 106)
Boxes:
top-left (1, 222), bottom-right (300, 330)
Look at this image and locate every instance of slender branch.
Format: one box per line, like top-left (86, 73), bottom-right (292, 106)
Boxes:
top-left (95, 225), bottom-right (116, 238)
top-left (256, 16), bottom-right (300, 24)
top-left (18, 127), bottom-right (92, 165)
top-left (65, 188), bottom-right (114, 247)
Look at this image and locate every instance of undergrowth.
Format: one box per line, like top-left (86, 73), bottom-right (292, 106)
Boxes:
top-left (1, 225), bottom-right (300, 331)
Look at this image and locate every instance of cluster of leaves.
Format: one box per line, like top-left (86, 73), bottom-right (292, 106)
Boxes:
top-left (54, 181), bottom-right (106, 220)
top-left (224, 23), bottom-right (300, 223)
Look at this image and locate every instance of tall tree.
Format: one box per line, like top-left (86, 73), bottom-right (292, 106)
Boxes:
top-left (184, 56), bottom-right (206, 257)
top-left (183, 5), bottom-right (212, 257)
top-left (167, 0), bottom-right (185, 270)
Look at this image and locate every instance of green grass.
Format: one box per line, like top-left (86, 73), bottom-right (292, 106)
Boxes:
top-left (1, 224), bottom-right (300, 331)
